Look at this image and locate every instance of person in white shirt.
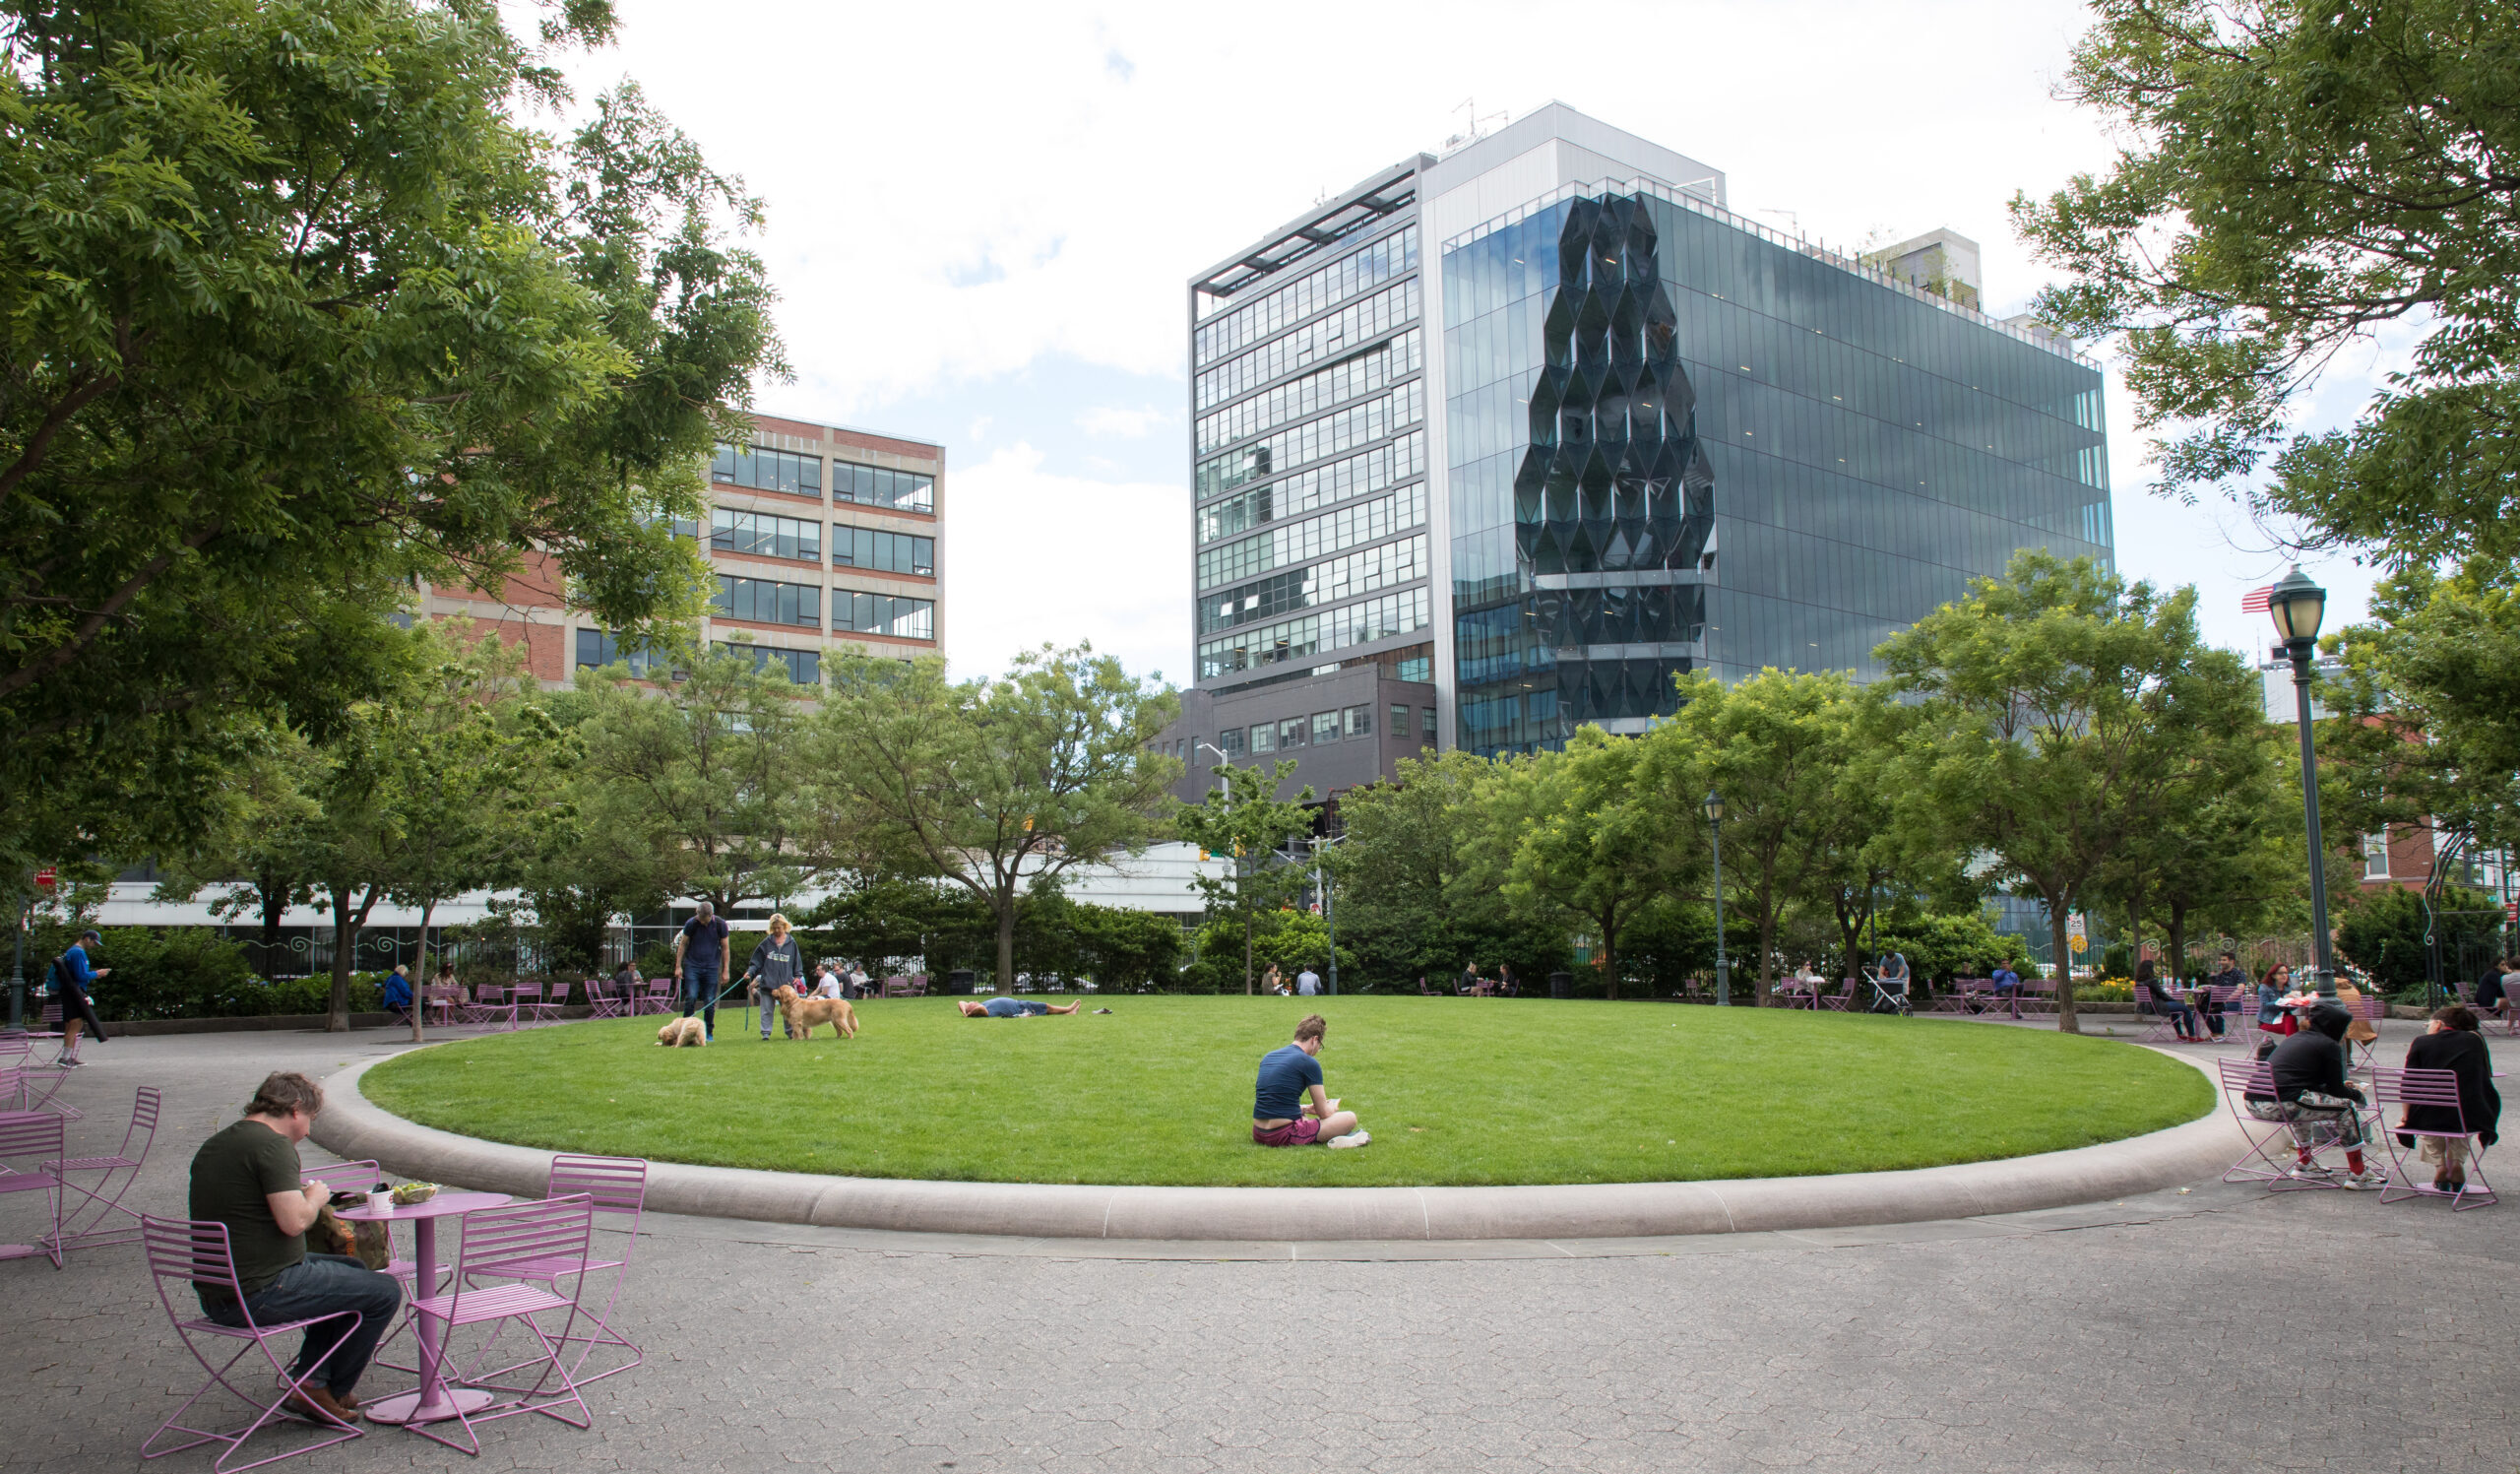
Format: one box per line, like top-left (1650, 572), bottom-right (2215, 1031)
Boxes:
top-left (809, 963), bottom-right (845, 1000)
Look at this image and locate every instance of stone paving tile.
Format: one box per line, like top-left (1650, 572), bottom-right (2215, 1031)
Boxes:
top-left (3, 1028), bottom-right (2513, 1473)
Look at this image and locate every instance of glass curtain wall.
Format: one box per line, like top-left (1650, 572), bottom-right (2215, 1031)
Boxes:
top-left (1441, 190), bottom-right (2110, 756)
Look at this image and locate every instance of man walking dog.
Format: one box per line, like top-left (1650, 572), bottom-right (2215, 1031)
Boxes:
top-left (674, 901), bottom-right (731, 1042)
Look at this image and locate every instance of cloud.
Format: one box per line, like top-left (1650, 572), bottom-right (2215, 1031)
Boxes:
top-left (943, 444), bottom-right (1188, 685)
top-left (1075, 405), bottom-right (1171, 439)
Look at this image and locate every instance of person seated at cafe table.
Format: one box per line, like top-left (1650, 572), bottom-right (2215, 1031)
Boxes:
top-left (2134, 960), bottom-right (2199, 1040)
top-left (189, 1072), bottom-right (403, 1426)
top-left (2256, 964), bottom-right (2299, 1038)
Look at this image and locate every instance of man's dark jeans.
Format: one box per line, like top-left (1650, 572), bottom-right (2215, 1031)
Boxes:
top-left (199, 1252), bottom-right (404, 1397)
top-left (681, 963), bottom-right (720, 1034)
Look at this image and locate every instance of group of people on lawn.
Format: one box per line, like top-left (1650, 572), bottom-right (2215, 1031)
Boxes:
top-left (644, 903), bottom-right (880, 1043)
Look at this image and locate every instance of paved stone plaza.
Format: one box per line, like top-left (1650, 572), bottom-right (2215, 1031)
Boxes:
top-left (4, 1025), bottom-right (2511, 1472)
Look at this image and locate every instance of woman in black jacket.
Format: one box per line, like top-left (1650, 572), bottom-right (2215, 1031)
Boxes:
top-left (2398, 1005), bottom-right (2502, 1194)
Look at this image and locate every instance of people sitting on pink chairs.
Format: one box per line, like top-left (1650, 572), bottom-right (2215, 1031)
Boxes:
top-left (2269, 1002), bottom-right (2382, 1188)
top-left (2135, 960), bottom-right (2202, 1041)
top-left (2398, 1004), bottom-right (2501, 1196)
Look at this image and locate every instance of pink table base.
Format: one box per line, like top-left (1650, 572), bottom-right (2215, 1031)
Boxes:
top-left (339, 1190), bottom-right (511, 1425)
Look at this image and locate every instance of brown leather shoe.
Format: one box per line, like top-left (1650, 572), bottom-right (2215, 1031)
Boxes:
top-left (284, 1386), bottom-right (361, 1425)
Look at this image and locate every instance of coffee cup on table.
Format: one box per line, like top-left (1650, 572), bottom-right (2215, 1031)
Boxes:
top-left (369, 1186), bottom-right (394, 1215)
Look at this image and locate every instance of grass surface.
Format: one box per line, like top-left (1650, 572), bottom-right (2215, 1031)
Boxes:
top-left (361, 996), bottom-right (2213, 1187)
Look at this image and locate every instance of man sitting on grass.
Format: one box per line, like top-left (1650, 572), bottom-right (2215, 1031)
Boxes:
top-left (957, 997), bottom-right (1082, 1017)
top-left (1252, 1013), bottom-right (1368, 1149)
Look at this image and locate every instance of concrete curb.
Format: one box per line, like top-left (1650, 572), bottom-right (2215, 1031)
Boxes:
top-left (313, 1051), bottom-right (2245, 1242)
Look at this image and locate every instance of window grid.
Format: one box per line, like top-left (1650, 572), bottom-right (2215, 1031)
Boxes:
top-left (1344, 704), bottom-right (1373, 737)
top-left (1195, 330), bottom-right (1420, 455)
top-left (712, 507), bottom-right (821, 562)
top-left (713, 443), bottom-right (823, 496)
top-left (713, 641), bottom-right (822, 685)
top-left (1199, 431), bottom-right (1426, 545)
top-left (1194, 381), bottom-right (1424, 499)
top-left (833, 525), bottom-right (936, 576)
top-left (713, 575), bottom-right (821, 629)
top-left (1193, 226), bottom-right (1419, 366)
top-left (834, 462), bottom-right (936, 514)
top-left (836, 592), bottom-right (936, 641)
top-left (575, 628), bottom-right (676, 679)
top-left (1195, 279), bottom-right (1421, 412)
top-left (1197, 482), bottom-right (1426, 590)
top-left (1201, 535), bottom-right (1426, 634)
top-left (1197, 587), bottom-right (1431, 679)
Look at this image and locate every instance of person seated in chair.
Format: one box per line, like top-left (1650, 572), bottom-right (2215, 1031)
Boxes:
top-left (2398, 1004), bottom-right (2500, 1195)
top-left (2268, 1002), bottom-right (2381, 1188)
top-left (380, 964), bottom-right (414, 1022)
top-left (2134, 960), bottom-right (2199, 1040)
top-left (189, 1072), bottom-right (403, 1427)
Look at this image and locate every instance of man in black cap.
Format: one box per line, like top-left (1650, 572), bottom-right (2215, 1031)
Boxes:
top-left (2267, 1000), bottom-right (2380, 1187)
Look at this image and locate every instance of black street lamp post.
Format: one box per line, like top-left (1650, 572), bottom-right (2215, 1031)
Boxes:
top-left (1704, 791), bottom-right (1730, 1006)
top-left (2266, 566), bottom-right (2337, 996)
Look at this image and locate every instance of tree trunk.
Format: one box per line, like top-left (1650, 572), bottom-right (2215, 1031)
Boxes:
top-left (259, 873), bottom-right (286, 955)
top-left (325, 880), bottom-right (369, 1034)
top-left (1754, 906), bottom-right (1778, 1007)
top-left (411, 897), bottom-right (435, 1043)
top-left (2167, 901), bottom-right (2188, 984)
top-left (1243, 904), bottom-right (1255, 995)
top-left (2048, 893), bottom-right (2079, 1034)
top-left (994, 897), bottom-right (1017, 994)
top-left (1600, 914), bottom-right (1620, 1001)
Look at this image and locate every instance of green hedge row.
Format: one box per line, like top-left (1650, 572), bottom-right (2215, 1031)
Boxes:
top-left (23, 925), bottom-right (388, 1022)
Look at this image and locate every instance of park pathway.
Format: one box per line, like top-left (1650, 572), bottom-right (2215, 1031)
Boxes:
top-left (3, 1024), bottom-right (2511, 1472)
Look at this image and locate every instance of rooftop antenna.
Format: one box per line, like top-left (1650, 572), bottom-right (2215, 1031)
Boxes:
top-left (1442, 97), bottom-right (1510, 150)
top-left (1753, 207), bottom-right (1803, 239)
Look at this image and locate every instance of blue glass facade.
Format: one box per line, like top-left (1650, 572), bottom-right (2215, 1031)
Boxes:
top-left (1441, 188), bottom-right (2110, 755)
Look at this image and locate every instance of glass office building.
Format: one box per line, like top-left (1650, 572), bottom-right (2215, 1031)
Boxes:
top-left (1166, 103), bottom-right (2109, 798)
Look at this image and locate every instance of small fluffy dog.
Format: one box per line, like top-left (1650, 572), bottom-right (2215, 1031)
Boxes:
top-left (773, 984), bottom-right (857, 1041)
top-left (656, 1017), bottom-right (707, 1047)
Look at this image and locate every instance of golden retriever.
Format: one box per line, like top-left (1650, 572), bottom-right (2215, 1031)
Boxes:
top-left (774, 984), bottom-right (858, 1040)
top-left (656, 1017), bottom-right (707, 1047)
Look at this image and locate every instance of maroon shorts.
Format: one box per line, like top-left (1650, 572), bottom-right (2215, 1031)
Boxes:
top-left (1252, 1118), bottom-right (1324, 1147)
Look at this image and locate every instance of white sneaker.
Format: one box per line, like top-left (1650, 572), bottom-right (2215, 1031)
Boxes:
top-left (1327, 1129), bottom-right (1370, 1149)
top-left (2285, 1162), bottom-right (2335, 1181)
top-left (2337, 1170), bottom-right (2385, 1190)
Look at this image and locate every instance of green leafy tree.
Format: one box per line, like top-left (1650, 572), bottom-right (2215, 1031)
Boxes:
top-left (2094, 725), bottom-right (2297, 980)
top-left (1066, 902), bottom-right (1185, 992)
top-left (2325, 567), bottom-right (2520, 864)
top-left (1880, 550), bottom-right (2261, 1032)
top-left (0, 0), bottom-right (781, 877)
top-left (1172, 758), bottom-right (1317, 995)
top-left (1480, 728), bottom-right (1688, 1000)
top-left (2012, 0), bottom-right (2520, 564)
top-left (816, 644), bottom-right (1180, 993)
top-left (1331, 751), bottom-right (1571, 991)
top-left (1639, 669), bottom-right (1868, 1003)
top-left (573, 646), bottom-right (823, 914)
top-left (2336, 882), bottom-right (2503, 994)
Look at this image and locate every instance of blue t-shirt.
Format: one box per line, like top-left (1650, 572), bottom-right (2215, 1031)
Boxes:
top-left (1991, 966), bottom-right (2020, 992)
top-left (1252, 1043), bottom-right (1323, 1121)
top-left (58, 943), bottom-right (96, 993)
top-left (981, 997), bottom-right (1048, 1017)
top-left (680, 916), bottom-right (730, 969)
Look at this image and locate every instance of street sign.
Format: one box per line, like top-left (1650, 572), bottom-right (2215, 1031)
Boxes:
top-left (2066, 911), bottom-right (2088, 954)
top-left (33, 866), bottom-right (56, 892)
top-left (2069, 933), bottom-right (2088, 953)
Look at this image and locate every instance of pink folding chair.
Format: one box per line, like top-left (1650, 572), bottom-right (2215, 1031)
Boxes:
top-left (461, 983), bottom-right (517, 1030)
top-left (0, 1110), bottom-right (67, 1267)
top-left (2214, 1057), bottom-right (2296, 1186)
top-left (1819, 979), bottom-right (1857, 1011)
top-left (140, 1216), bottom-right (364, 1472)
top-left (2344, 997), bottom-right (2387, 1072)
top-left (403, 1194), bottom-right (598, 1455)
top-left (464, 1155), bottom-right (649, 1390)
top-left (640, 978), bottom-right (672, 1015)
top-left (2370, 1065), bottom-right (2497, 1211)
top-left (512, 981), bottom-right (562, 1027)
top-left (585, 980), bottom-right (627, 1020)
top-left (44, 1083), bottom-right (159, 1250)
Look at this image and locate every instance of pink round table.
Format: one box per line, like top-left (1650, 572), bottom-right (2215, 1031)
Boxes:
top-left (338, 1190), bottom-right (511, 1425)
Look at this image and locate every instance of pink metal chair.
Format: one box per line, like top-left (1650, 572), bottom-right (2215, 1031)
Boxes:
top-left (909, 973), bottom-right (930, 996)
top-left (140, 1216), bottom-right (364, 1472)
top-left (2133, 987), bottom-right (2196, 1045)
top-left (2214, 1057), bottom-right (2297, 1186)
top-left (2344, 996), bottom-right (2388, 1072)
top-left (585, 979), bottom-right (628, 1020)
top-left (2370, 1065), bottom-right (2497, 1211)
top-left (44, 1083), bottom-right (159, 1250)
top-left (512, 981), bottom-right (563, 1027)
top-left (464, 1155), bottom-right (650, 1390)
top-left (1819, 979), bottom-right (1856, 1011)
top-left (639, 978), bottom-right (673, 1015)
top-left (882, 975), bottom-right (911, 998)
top-left (403, 1194), bottom-right (598, 1455)
top-left (0, 1110), bottom-right (67, 1267)
top-left (461, 983), bottom-right (517, 1030)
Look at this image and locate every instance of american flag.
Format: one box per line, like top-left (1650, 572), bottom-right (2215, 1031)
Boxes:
top-left (2240, 586), bottom-right (2274, 612)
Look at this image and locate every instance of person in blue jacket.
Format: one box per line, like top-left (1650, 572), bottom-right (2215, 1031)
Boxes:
top-left (53, 929), bottom-right (109, 1067)
top-left (380, 965), bottom-right (415, 1021)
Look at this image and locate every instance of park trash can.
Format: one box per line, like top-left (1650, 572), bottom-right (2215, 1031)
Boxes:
top-left (948, 970), bottom-right (976, 995)
top-left (1548, 971), bottom-right (1573, 999)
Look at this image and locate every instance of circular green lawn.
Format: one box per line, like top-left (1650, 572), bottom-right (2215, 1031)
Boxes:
top-left (361, 995), bottom-right (2212, 1188)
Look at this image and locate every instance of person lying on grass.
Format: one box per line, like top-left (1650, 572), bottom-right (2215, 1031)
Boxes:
top-left (957, 997), bottom-right (1082, 1017)
top-left (1252, 1013), bottom-right (1368, 1149)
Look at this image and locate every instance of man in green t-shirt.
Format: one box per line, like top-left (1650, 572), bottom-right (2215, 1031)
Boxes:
top-left (188, 1072), bottom-right (402, 1426)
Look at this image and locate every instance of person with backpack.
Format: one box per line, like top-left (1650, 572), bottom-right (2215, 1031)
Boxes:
top-left (51, 929), bottom-right (108, 1067)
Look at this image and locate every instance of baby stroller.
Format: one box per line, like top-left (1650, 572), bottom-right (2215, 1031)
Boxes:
top-left (1862, 966), bottom-right (1913, 1016)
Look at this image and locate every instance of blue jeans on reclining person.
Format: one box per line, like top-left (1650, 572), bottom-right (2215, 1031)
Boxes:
top-left (680, 963), bottom-right (719, 1034)
top-left (199, 1253), bottom-right (404, 1399)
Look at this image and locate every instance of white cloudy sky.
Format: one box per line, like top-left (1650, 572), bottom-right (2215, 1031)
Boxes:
top-left (554, 0), bottom-right (2394, 683)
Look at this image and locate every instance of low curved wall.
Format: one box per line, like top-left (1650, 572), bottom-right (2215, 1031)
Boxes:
top-left (317, 1051), bottom-right (2242, 1242)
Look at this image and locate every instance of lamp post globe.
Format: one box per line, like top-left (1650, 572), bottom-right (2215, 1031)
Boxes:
top-left (1704, 791), bottom-right (1730, 1006)
top-left (2267, 565), bottom-right (2337, 994)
